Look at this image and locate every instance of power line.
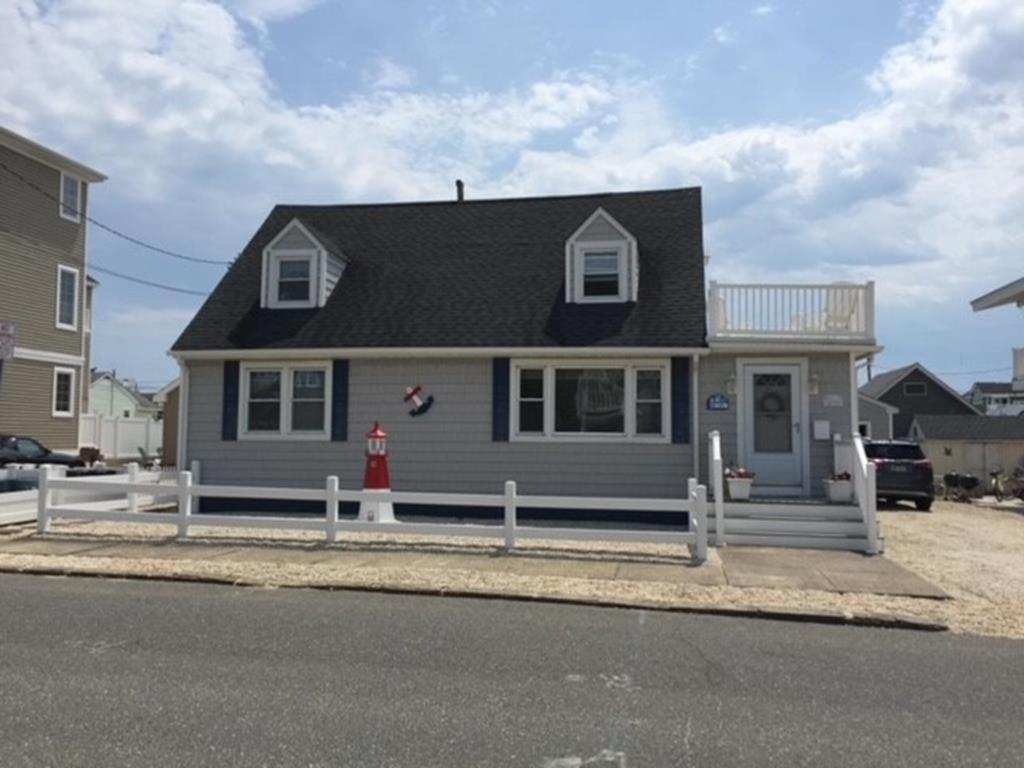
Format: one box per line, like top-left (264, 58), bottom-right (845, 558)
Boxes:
top-left (90, 264), bottom-right (209, 297)
top-left (0, 159), bottom-right (233, 266)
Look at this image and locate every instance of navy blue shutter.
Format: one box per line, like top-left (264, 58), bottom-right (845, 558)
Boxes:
top-left (222, 361), bottom-right (240, 441)
top-left (331, 360), bottom-right (349, 441)
top-left (492, 358), bottom-right (510, 442)
top-left (671, 357), bottom-right (691, 444)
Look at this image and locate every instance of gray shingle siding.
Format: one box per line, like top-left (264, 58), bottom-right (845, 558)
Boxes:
top-left (185, 358), bottom-right (693, 498)
top-left (858, 396), bottom-right (893, 439)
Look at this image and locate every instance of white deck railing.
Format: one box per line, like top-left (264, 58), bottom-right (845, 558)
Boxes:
top-left (35, 466), bottom-right (708, 564)
top-left (708, 430), bottom-right (725, 547)
top-left (851, 435), bottom-right (880, 554)
top-left (708, 281), bottom-right (875, 342)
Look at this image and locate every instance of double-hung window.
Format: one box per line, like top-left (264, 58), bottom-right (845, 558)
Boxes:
top-left (60, 173), bottom-right (82, 222)
top-left (268, 252), bottom-right (318, 308)
top-left (52, 367), bottom-right (75, 417)
top-left (513, 362), bottom-right (668, 441)
top-left (56, 265), bottom-right (79, 331)
top-left (573, 244), bottom-right (627, 302)
top-left (242, 363), bottom-right (330, 438)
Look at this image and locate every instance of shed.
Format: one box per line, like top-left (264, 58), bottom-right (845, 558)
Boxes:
top-left (910, 414), bottom-right (1024, 479)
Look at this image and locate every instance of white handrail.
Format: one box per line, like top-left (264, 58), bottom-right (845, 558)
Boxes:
top-left (708, 430), bottom-right (725, 546)
top-left (852, 435), bottom-right (879, 554)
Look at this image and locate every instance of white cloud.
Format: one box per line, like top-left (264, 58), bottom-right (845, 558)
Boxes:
top-left (713, 24), bottom-right (735, 44)
top-left (223, 0), bottom-right (322, 25)
top-left (752, 3), bottom-right (775, 15)
top-left (363, 57), bottom-right (416, 91)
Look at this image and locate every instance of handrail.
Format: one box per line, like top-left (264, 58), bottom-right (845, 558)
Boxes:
top-left (708, 430), bottom-right (725, 546)
top-left (851, 435), bottom-right (879, 554)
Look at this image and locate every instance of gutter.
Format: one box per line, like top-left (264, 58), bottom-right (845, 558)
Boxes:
top-left (169, 346), bottom-right (712, 361)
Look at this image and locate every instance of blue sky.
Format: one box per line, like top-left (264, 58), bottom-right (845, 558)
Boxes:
top-left (2, 0), bottom-right (1022, 392)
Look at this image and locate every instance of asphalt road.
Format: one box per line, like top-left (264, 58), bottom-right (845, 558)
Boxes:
top-left (1, 575), bottom-right (1021, 767)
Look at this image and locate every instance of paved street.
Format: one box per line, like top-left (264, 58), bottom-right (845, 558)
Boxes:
top-left (0, 575), bottom-right (1021, 767)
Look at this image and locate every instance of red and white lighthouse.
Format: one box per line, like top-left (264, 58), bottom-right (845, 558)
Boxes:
top-left (359, 421), bottom-right (395, 523)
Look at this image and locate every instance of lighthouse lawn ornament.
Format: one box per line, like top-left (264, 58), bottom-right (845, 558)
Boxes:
top-left (359, 422), bottom-right (395, 523)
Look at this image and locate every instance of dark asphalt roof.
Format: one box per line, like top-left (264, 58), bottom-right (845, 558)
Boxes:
top-left (969, 381), bottom-right (1013, 394)
top-left (912, 414), bottom-right (1024, 441)
top-left (859, 364), bottom-right (917, 399)
top-left (172, 187), bottom-right (707, 351)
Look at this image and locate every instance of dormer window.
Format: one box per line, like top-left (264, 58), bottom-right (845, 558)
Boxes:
top-left (261, 218), bottom-right (346, 310)
top-left (565, 208), bottom-right (638, 304)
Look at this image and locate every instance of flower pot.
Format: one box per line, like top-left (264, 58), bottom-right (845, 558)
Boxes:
top-left (727, 477), bottom-right (753, 501)
top-left (825, 479), bottom-right (852, 503)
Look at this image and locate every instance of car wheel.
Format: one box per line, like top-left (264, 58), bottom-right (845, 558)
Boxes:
top-left (915, 499), bottom-right (933, 511)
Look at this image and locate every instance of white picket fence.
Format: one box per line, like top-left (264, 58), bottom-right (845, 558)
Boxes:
top-left (79, 414), bottom-right (163, 459)
top-left (35, 465), bottom-right (709, 563)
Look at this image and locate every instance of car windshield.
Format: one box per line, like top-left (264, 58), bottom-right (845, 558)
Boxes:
top-left (864, 443), bottom-right (925, 461)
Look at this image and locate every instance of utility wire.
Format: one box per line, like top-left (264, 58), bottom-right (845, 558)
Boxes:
top-left (89, 265), bottom-right (209, 297)
top-left (0, 159), bottom-right (233, 266)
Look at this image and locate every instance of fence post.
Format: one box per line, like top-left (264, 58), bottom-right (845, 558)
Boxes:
top-left (126, 462), bottom-right (139, 514)
top-left (36, 465), bottom-right (51, 534)
top-left (865, 463), bottom-right (879, 555)
top-left (177, 470), bottom-right (192, 538)
top-left (693, 484), bottom-right (708, 565)
top-left (325, 475), bottom-right (339, 543)
top-left (190, 460), bottom-right (201, 485)
top-left (503, 480), bottom-right (517, 551)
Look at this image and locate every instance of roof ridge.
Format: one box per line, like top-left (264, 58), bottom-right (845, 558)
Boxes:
top-left (273, 186), bottom-right (700, 211)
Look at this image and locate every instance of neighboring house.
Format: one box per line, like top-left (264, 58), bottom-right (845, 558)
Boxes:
top-left (857, 393), bottom-right (898, 439)
top-left (171, 186), bottom-right (880, 523)
top-left (910, 414), bottom-right (1024, 480)
top-left (89, 370), bottom-right (161, 419)
top-left (152, 378), bottom-right (180, 466)
top-left (971, 276), bottom-right (1024, 313)
top-left (859, 363), bottom-right (978, 438)
top-left (965, 380), bottom-right (1024, 416)
top-left (0, 126), bottom-right (106, 451)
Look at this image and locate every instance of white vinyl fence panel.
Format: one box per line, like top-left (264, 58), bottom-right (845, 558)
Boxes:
top-left (79, 414), bottom-right (162, 459)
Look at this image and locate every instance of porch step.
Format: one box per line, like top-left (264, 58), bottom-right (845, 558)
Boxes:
top-left (720, 501), bottom-right (862, 520)
top-left (712, 518), bottom-right (867, 537)
top-left (717, 533), bottom-right (874, 551)
top-left (707, 499), bottom-right (874, 551)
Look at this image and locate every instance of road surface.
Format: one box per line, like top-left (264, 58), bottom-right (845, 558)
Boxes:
top-left (1, 574), bottom-right (1021, 767)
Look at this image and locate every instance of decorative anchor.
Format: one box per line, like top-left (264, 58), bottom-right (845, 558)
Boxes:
top-left (403, 385), bottom-right (434, 417)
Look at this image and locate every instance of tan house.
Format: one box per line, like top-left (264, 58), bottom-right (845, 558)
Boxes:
top-left (0, 126), bottom-right (106, 451)
top-left (911, 414), bottom-right (1024, 480)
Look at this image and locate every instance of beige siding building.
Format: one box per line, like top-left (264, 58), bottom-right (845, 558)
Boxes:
top-left (0, 127), bottom-right (106, 450)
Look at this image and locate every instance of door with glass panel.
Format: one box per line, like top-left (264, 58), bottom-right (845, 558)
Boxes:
top-left (741, 364), bottom-right (803, 488)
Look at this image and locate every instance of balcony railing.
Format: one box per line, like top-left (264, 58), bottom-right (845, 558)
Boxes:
top-left (708, 281), bottom-right (875, 342)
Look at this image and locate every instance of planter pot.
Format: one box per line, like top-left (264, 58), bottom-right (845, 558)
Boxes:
top-left (825, 479), bottom-right (853, 503)
top-left (727, 477), bottom-right (753, 501)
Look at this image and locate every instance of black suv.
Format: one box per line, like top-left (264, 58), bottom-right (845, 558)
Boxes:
top-left (863, 440), bottom-right (934, 511)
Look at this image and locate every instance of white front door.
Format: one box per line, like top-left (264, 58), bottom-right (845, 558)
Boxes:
top-left (742, 364), bottom-right (803, 488)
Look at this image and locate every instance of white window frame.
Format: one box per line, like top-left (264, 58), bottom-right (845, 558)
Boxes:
top-left (858, 421), bottom-right (872, 438)
top-left (52, 366), bottom-right (76, 418)
top-left (59, 172), bottom-right (82, 223)
top-left (239, 361), bottom-right (332, 440)
top-left (267, 251), bottom-right (319, 309)
top-left (572, 241), bottom-right (629, 304)
top-left (55, 265), bottom-right (79, 331)
top-left (510, 359), bottom-right (670, 443)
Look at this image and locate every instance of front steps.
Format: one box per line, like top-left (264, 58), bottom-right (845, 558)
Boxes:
top-left (707, 499), bottom-right (880, 552)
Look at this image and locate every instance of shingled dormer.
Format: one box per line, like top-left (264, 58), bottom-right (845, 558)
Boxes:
top-left (564, 207), bottom-right (638, 304)
top-left (260, 218), bottom-right (346, 309)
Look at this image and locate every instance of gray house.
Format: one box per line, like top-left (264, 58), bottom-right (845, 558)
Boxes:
top-left (0, 127), bottom-right (105, 451)
top-left (859, 363), bottom-right (978, 438)
top-left (171, 187), bottom-right (880, 544)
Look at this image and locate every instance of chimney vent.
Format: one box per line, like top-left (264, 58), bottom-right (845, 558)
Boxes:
top-left (455, 179), bottom-right (464, 202)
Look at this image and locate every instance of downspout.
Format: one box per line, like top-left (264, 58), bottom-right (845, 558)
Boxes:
top-left (692, 355), bottom-right (700, 482)
top-left (176, 360), bottom-right (189, 470)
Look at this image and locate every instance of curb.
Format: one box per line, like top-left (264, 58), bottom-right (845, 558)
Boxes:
top-left (0, 562), bottom-right (949, 633)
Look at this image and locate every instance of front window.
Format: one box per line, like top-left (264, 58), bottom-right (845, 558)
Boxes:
top-left (60, 173), bottom-right (82, 222)
top-left (56, 266), bottom-right (79, 330)
top-left (52, 368), bottom-right (75, 417)
top-left (582, 252), bottom-right (621, 298)
top-left (513, 362), bottom-right (667, 440)
top-left (277, 258), bottom-right (311, 303)
top-left (242, 364), bottom-right (330, 438)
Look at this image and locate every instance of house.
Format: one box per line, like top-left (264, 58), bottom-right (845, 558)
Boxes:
top-left (965, 379), bottom-right (1024, 416)
top-left (971, 276), bottom-right (1024, 313)
top-left (0, 126), bottom-right (106, 451)
top-left (171, 186), bottom-right (881, 548)
top-left (857, 393), bottom-right (898, 439)
top-left (859, 363), bottom-right (978, 438)
top-left (910, 414), bottom-right (1024, 480)
top-left (88, 370), bottom-right (161, 420)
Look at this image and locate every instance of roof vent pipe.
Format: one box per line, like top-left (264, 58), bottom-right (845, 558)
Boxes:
top-left (455, 179), bottom-right (464, 202)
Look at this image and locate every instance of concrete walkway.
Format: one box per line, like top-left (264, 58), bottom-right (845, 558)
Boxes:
top-left (0, 523), bottom-right (945, 599)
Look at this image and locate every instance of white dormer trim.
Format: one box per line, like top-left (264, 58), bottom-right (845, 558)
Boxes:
top-left (564, 207), bottom-right (639, 304)
top-left (261, 218), bottom-right (338, 310)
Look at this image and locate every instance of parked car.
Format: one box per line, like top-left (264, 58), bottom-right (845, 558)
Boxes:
top-left (0, 435), bottom-right (84, 467)
top-left (863, 439), bottom-right (934, 511)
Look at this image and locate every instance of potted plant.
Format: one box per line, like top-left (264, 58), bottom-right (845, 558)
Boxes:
top-left (725, 466), bottom-right (755, 500)
top-left (824, 471), bottom-right (853, 503)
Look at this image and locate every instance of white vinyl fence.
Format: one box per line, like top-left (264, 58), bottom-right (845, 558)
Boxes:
top-left (36, 464), bottom-right (708, 564)
top-left (707, 430), bottom-right (725, 546)
top-left (79, 414), bottom-right (163, 460)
